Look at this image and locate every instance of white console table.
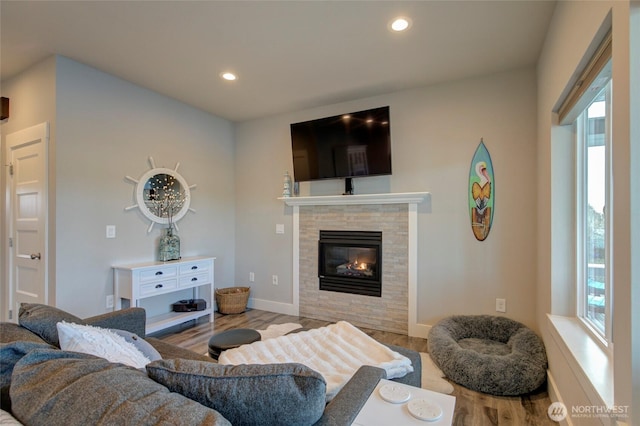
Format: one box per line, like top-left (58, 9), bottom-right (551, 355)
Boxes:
top-left (113, 256), bottom-right (215, 334)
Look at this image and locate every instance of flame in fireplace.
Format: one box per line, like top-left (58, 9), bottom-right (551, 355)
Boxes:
top-left (337, 258), bottom-right (373, 277)
top-left (352, 259), bottom-right (368, 270)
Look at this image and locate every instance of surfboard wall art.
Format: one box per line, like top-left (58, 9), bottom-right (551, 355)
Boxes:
top-left (469, 139), bottom-right (494, 241)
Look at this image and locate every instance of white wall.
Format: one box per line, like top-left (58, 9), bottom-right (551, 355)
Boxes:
top-left (53, 56), bottom-right (237, 317)
top-left (2, 56), bottom-right (237, 318)
top-left (1, 57), bottom-right (58, 315)
top-left (235, 68), bottom-right (539, 330)
top-left (537, 0), bottom-right (638, 423)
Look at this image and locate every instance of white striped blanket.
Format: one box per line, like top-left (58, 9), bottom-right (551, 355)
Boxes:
top-left (218, 321), bottom-right (413, 401)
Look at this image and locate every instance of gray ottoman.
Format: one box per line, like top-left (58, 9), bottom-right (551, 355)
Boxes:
top-left (208, 328), bottom-right (261, 360)
top-left (428, 315), bottom-right (547, 396)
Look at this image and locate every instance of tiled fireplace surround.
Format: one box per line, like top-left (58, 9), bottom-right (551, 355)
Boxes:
top-left (284, 193), bottom-right (429, 336)
top-left (300, 204), bottom-right (409, 334)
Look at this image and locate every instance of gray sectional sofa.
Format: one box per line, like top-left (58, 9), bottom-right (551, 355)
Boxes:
top-left (0, 304), bottom-right (421, 425)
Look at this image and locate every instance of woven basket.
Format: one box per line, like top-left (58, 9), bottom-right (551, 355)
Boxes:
top-left (215, 286), bottom-right (250, 314)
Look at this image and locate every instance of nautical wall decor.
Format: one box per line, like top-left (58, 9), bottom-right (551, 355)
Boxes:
top-left (125, 156), bottom-right (196, 233)
top-left (125, 157), bottom-right (196, 260)
top-left (468, 139), bottom-right (494, 241)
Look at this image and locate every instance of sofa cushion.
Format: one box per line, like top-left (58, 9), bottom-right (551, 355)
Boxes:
top-left (0, 341), bottom-right (53, 413)
top-left (56, 322), bottom-right (156, 369)
top-left (10, 348), bottom-right (230, 426)
top-left (18, 304), bottom-right (83, 347)
top-left (0, 323), bottom-right (47, 345)
top-left (147, 359), bottom-right (326, 426)
top-left (83, 308), bottom-right (147, 337)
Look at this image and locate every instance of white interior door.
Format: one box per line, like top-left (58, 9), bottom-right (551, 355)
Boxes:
top-left (6, 122), bottom-right (49, 321)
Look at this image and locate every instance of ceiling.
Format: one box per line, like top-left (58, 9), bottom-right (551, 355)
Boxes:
top-left (1, 1), bottom-right (556, 123)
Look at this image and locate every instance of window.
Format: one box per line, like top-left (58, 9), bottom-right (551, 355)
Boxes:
top-left (575, 80), bottom-right (612, 346)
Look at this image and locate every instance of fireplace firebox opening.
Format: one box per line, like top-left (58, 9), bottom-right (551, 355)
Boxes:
top-left (318, 230), bottom-right (382, 297)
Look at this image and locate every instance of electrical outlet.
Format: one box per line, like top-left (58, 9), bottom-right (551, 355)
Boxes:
top-left (272, 275), bottom-right (278, 285)
top-left (496, 298), bottom-right (506, 313)
top-left (106, 295), bottom-right (114, 309)
top-left (249, 272), bottom-right (255, 282)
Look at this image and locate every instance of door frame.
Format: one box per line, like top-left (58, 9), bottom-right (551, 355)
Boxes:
top-left (3, 122), bottom-right (50, 321)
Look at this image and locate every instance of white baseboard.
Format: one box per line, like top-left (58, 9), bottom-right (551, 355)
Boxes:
top-left (247, 297), bottom-right (298, 316)
top-left (411, 322), bottom-right (431, 339)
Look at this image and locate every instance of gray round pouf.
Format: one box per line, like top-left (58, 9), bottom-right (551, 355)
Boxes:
top-left (428, 315), bottom-right (547, 396)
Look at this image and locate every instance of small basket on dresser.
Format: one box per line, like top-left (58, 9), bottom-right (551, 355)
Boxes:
top-left (215, 286), bottom-right (250, 314)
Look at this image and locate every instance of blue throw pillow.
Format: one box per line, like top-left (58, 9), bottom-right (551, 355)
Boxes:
top-left (0, 341), bottom-right (53, 412)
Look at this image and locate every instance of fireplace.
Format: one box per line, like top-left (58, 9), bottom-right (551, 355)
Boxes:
top-left (318, 230), bottom-right (382, 297)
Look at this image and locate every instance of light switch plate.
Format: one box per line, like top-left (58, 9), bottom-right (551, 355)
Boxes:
top-left (106, 225), bottom-right (116, 239)
top-left (276, 224), bottom-right (285, 234)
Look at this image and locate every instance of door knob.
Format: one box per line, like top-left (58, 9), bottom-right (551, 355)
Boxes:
top-left (30, 253), bottom-right (41, 260)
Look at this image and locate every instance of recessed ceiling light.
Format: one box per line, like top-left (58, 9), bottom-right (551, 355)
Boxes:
top-left (221, 72), bottom-right (237, 81)
top-left (390, 17), bottom-right (411, 32)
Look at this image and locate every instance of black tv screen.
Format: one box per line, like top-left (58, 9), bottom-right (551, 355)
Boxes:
top-left (290, 106), bottom-right (392, 182)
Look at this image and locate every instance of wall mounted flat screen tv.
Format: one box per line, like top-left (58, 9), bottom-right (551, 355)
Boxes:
top-left (290, 106), bottom-right (392, 182)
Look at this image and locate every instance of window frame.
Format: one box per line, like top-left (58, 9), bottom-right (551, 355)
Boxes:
top-left (574, 80), bottom-right (613, 350)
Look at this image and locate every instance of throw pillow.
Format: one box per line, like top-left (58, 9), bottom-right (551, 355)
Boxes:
top-left (0, 341), bottom-right (53, 413)
top-left (10, 348), bottom-right (230, 426)
top-left (112, 329), bottom-right (162, 362)
top-left (56, 322), bottom-right (152, 369)
top-left (18, 303), bottom-right (83, 347)
top-left (147, 359), bottom-right (326, 426)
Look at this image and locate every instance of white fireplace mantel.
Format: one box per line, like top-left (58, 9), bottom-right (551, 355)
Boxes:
top-left (282, 191), bottom-right (431, 338)
top-left (278, 192), bottom-right (430, 207)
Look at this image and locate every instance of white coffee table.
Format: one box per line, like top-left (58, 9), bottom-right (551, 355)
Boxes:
top-left (352, 379), bottom-right (456, 425)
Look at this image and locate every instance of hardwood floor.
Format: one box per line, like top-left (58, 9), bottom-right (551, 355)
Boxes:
top-left (154, 309), bottom-right (555, 426)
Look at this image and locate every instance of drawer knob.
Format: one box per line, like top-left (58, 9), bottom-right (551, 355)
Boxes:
top-left (191, 277), bottom-right (197, 282)
top-left (191, 266), bottom-right (198, 270)
top-left (155, 284), bottom-right (163, 289)
top-left (155, 271), bottom-right (163, 276)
